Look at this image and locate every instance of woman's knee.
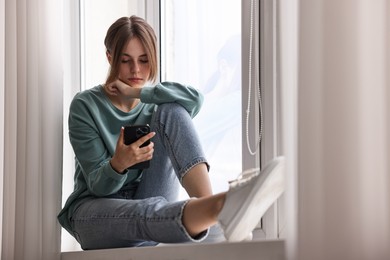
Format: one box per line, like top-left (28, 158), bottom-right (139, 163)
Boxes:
top-left (155, 103), bottom-right (190, 123)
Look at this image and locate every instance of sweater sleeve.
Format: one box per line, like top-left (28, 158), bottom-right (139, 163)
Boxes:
top-left (140, 81), bottom-right (204, 118)
top-left (68, 95), bottom-right (129, 197)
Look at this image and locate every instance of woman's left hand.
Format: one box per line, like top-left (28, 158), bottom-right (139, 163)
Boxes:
top-left (110, 127), bottom-right (155, 173)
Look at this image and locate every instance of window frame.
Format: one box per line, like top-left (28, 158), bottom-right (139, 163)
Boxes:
top-left (242, 0), bottom-right (283, 239)
top-left (257, 0), bottom-right (285, 239)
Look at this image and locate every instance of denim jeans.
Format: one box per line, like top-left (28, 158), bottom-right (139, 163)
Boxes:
top-left (71, 103), bottom-right (210, 250)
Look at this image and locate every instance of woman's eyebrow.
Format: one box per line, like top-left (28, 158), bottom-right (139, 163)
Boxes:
top-left (121, 53), bottom-right (147, 58)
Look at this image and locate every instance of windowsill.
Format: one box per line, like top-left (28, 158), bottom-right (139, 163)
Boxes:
top-left (61, 240), bottom-right (285, 260)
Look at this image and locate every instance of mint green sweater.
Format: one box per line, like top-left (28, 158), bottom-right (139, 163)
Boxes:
top-left (58, 82), bottom-right (203, 235)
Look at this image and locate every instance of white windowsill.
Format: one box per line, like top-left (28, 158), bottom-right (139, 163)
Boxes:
top-left (61, 240), bottom-right (285, 260)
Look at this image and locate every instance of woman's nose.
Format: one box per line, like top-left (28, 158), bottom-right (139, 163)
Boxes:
top-left (130, 61), bottom-right (140, 73)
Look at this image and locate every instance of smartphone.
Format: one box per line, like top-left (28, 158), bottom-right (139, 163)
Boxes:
top-left (123, 124), bottom-right (151, 169)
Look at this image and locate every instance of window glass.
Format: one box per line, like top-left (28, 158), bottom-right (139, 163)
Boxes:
top-left (81, 0), bottom-right (142, 90)
top-left (161, 0), bottom-right (242, 196)
top-left (62, 0), bottom-right (143, 251)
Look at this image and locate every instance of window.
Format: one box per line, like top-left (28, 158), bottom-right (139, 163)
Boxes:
top-left (62, 0), bottom-right (281, 252)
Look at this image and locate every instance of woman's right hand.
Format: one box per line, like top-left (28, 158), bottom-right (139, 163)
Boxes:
top-left (110, 127), bottom-right (155, 173)
top-left (105, 79), bottom-right (142, 99)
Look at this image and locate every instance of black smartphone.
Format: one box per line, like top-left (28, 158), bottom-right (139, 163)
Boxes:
top-left (123, 124), bottom-right (151, 169)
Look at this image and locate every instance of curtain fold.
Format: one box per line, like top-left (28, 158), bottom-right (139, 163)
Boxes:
top-left (289, 0), bottom-right (390, 260)
top-left (0, 0), bottom-right (5, 257)
top-left (2, 0), bottom-right (63, 259)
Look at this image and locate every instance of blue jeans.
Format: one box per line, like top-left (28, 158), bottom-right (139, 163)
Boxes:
top-left (70, 103), bottom-right (210, 250)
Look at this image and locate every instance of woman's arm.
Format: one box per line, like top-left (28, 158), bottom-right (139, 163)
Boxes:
top-left (106, 80), bottom-right (204, 117)
top-left (68, 96), bottom-right (129, 197)
top-left (140, 82), bottom-right (204, 118)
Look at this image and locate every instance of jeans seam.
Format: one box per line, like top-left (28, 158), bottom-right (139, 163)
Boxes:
top-left (180, 157), bottom-right (210, 182)
top-left (177, 199), bottom-right (208, 242)
top-left (159, 121), bottom-right (180, 172)
top-left (72, 214), bottom-right (178, 222)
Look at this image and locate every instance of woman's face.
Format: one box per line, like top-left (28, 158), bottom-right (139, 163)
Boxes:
top-left (118, 37), bottom-right (151, 88)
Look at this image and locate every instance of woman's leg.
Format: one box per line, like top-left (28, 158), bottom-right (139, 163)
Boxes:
top-left (182, 193), bottom-right (225, 236)
top-left (182, 163), bottom-right (212, 197)
top-left (134, 103), bottom-right (212, 200)
top-left (71, 195), bottom-right (219, 250)
top-left (71, 156), bottom-right (285, 249)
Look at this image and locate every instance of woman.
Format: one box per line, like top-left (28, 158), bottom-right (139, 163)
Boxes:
top-left (58, 15), bottom-right (285, 250)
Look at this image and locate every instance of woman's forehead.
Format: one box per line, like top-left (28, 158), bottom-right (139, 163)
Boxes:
top-left (121, 37), bottom-right (146, 56)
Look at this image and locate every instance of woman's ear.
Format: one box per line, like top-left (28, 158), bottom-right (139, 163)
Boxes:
top-left (106, 50), bottom-right (112, 65)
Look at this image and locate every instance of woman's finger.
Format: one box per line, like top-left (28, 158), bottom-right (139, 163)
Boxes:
top-left (106, 82), bottom-right (119, 95)
top-left (117, 127), bottom-right (125, 146)
top-left (134, 132), bottom-right (155, 147)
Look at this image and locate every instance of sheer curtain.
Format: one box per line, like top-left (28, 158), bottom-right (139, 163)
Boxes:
top-left (281, 0), bottom-right (390, 259)
top-left (0, 0), bottom-right (5, 257)
top-left (1, 0), bottom-right (63, 259)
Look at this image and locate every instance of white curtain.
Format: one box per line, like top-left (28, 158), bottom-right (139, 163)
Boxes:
top-left (0, 0), bottom-right (5, 256)
top-left (1, 0), bottom-right (63, 259)
top-left (281, 0), bottom-right (390, 259)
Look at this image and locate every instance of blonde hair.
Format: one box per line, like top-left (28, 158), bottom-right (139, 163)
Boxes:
top-left (104, 15), bottom-right (158, 85)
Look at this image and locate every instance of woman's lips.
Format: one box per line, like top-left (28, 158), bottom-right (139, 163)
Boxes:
top-left (128, 78), bottom-right (143, 84)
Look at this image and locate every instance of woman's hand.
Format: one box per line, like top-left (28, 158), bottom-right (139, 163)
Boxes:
top-left (110, 127), bottom-right (155, 173)
top-left (105, 79), bottom-right (142, 99)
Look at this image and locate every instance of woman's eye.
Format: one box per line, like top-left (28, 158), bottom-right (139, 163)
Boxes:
top-left (140, 59), bottom-right (149, 64)
top-left (121, 60), bottom-right (130, 63)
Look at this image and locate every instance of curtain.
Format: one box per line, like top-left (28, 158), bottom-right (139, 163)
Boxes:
top-left (281, 0), bottom-right (390, 259)
top-left (1, 0), bottom-right (63, 259)
top-left (0, 0), bottom-right (4, 256)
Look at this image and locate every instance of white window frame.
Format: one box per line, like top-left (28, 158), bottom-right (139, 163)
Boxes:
top-left (257, 0), bottom-right (285, 239)
top-left (242, 0), bottom-right (284, 239)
